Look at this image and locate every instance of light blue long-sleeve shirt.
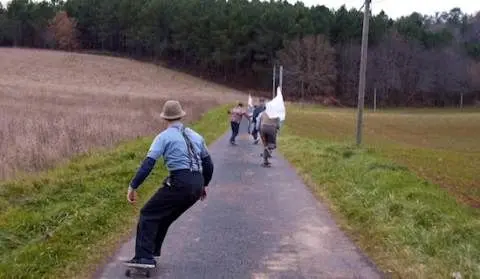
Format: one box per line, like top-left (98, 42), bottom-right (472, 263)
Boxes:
top-left (147, 122), bottom-right (209, 172)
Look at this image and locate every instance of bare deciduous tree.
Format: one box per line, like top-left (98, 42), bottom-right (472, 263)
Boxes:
top-left (278, 34), bottom-right (337, 102)
top-left (368, 31), bottom-right (402, 106)
top-left (470, 62), bottom-right (480, 90)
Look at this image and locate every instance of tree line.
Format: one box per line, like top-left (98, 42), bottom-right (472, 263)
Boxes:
top-left (1, 0), bottom-right (480, 107)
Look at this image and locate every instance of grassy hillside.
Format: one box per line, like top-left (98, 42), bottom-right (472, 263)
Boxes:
top-left (279, 105), bottom-right (480, 278)
top-left (0, 104), bottom-right (231, 279)
top-left (0, 48), bottom-right (242, 180)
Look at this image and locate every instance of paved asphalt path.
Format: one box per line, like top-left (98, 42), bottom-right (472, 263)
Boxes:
top-left (96, 120), bottom-right (383, 279)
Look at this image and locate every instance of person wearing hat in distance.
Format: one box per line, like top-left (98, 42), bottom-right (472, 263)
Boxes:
top-left (227, 102), bottom-right (249, 145)
top-left (124, 100), bottom-right (214, 269)
top-left (251, 97), bottom-right (266, 144)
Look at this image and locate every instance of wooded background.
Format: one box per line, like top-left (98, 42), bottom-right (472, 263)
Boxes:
top-left (1, 0), bottom-right (479, 107)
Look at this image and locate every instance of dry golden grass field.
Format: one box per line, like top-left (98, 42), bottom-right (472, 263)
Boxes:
top-left (0, 47), bottom-right (242, 180)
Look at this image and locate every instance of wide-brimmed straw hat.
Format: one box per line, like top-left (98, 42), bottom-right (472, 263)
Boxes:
top-left (160, 100), bottom-right (186, 120)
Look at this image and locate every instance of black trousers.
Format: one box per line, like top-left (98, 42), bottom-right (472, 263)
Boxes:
top-left (251, 121), bottom-right (259, 140)
top-left (134, 170), bottom-right (204, 259)
top-left (260, 124), bottom-right (277, 149)
top-left (230, 121), bottom-right (240, 142)
top-left (260, 125), bottom-right (277, 163)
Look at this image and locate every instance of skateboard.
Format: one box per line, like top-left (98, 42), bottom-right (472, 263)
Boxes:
top-left (262, 162), bottom-right (272, 168)
top-left (123, 264), bottom-right (155, 278)
top-left (259, 153), bottom-right (273, 158)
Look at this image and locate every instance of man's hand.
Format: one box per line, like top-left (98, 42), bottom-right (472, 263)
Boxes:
top-left (200, 187), bottom-right (207, 201)
top-left (127, 186), bottom-right (138, 204)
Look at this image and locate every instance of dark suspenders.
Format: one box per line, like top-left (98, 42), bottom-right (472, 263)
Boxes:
top-left (176, 126), bottom-right (201, 172)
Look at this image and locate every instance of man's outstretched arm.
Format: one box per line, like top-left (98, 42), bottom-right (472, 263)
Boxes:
top-left (129, 157), bottom-right (157, 190)
top-left (200, 139), bottom-right (214, 187)
top-left (129, 135), bottom-right (165, 190)
top-left (201, 155), bottom-right (214, 187)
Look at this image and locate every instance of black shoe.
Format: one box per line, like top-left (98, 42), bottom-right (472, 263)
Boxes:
top-left (263, 148), bottom-right (272, 159)
top-left (253, 139), bottom-right (259, 144)
top-left (124, 257), bottom-right (156, 268)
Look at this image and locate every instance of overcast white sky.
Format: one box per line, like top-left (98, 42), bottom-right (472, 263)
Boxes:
top-left (1, 0), bottom-right (478, 20)
top-left (294, 0), bottom-right (479, 19)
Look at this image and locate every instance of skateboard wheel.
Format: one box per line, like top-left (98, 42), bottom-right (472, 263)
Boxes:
top-left (125, 269), bottom-right (131, 277)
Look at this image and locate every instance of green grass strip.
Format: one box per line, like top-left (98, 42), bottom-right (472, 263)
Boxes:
top-left (0, 104), bottom-right (230, 279)
top-left (279, 124), bottom-right (480, 279)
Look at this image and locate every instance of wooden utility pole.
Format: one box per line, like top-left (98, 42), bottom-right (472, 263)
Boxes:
top-left (279, 65), bottom-right (283, 92)
top-left (272, 65), bottom-right (276, 99)
top-left (373, 88), bottom-right (377, 112)
top-left (355, 0), bottom-right (371, 146)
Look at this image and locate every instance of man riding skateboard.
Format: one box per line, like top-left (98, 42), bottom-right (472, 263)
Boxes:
top-left (255, 110), bottom-right (280, 167)
top-left (124, 100), bottom-right (214, 269)
top-left (228, 102), bottom-right (249, 145)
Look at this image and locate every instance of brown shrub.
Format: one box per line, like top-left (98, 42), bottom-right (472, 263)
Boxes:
top-left (48, 11), bottom-right (79, 51)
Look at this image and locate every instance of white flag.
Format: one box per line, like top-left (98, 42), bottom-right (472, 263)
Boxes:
top-left (265, 86), bottom-right (286, 121)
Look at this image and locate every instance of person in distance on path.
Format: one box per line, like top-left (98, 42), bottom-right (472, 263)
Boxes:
top-left (124, 100), bottom-right (214, 268)
top-left (256, 110), bottom-right (280, 167)
top-left (246, 97), bottom-right (255, 135)
top-left (227, 102), bottom-right (249, 145)
top-left (251, 97), bottom-right (266, 144)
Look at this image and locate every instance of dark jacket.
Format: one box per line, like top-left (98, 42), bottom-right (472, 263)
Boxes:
top-left (252, 105), bottom-right (266, 123)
